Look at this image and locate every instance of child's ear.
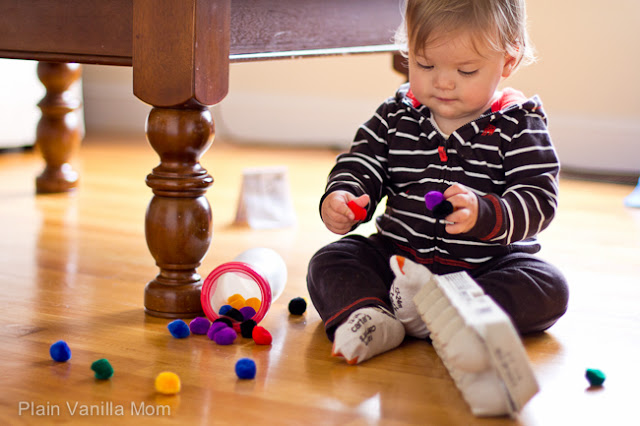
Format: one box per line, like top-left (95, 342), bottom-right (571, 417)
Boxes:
top-left (502, 54), bottom-right (518, 78)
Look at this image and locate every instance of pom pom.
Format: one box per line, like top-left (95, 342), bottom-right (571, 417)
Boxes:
top-left (235, 358), bottom-right (257, 380)
top-left (91, 359), bottom-right (114, 380)
top-left (218, 305), bottom-right (233, 316)
top-left (224, 308), bottom-right (244, 322)
top-left (213, 317), bottom-right (233, 327)
top-left (239, 306), bottom-right (256, 321)
top-left (288, 297), bottom-right (307, 315)
top-left (347, 200), bottom-right (367, 221)
top-left (586, 368), bottom-right (606, 386)
top-left (227, 293), bottom-right (246, 310)
top-left (49, 340), bottom-right (72, 362)
top-left (245, 297), bottom-right (261, 311)
top-left (213, 327), bottom-right (237, 345)
top-left (155, 371), bottom-right (181, 394)
top-left (252, 326), bottom-right (272, 345)
top-left (207, 322), bottom-right (229, 340)
top-left (425, 191), bottom-right (445, 210)
top-left (432, 200), bottom-right (454, 219)
top-left (240, 319), bottom-right (257, 338)
top-left (424, 191), bottom-right (454, 219)
top-left (167, 319), bottom-right (191, 338)
top-left (189, 317), bottom-right (211, 335)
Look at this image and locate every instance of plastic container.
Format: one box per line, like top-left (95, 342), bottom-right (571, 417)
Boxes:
top-left (201, 248), bottom-right (287, 328)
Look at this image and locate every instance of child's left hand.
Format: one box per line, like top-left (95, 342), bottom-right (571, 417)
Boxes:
top-left (443, 184), bottom-right (478, 234)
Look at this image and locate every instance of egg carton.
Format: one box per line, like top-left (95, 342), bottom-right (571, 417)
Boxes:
top-left (413, 271), bottom-right (539, 417)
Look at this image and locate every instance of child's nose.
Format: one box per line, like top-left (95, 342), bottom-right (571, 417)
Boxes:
top-left (434, 71), bottom-right (455, 90)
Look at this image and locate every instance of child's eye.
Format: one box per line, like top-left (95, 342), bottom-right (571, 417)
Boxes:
top-left (416, 62), bottom-right (433, 70)
top-left (459, 70), bottom-right (478, 76)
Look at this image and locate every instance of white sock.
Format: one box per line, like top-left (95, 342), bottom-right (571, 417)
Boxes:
top-left (389, 255), bottom-right (431, 339)
top-left (332, 306), bottom-right (405, 365)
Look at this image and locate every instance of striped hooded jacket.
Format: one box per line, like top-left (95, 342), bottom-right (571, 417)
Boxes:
top-left (322, 83), bottom-right (560, 275)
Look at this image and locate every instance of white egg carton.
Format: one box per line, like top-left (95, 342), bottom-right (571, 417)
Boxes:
top-left (413, 271), bottom-right (539, 417)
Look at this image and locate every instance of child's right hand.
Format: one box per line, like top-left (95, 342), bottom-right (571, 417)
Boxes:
top-left (321, 191), bottom-right (370, 235)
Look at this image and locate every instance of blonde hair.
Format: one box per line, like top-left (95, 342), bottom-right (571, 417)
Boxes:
top-left (395, 0), bottom-right (535, 70)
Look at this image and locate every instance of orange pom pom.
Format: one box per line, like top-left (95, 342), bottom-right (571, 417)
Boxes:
top-left (155, 371), bottom-right (181, 394)
top-left (245, 297), bottom-right (261, 311)
top-left (227, 293), bottom-right (246, 310)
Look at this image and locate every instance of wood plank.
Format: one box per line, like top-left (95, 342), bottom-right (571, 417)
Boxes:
top-left (0, 0), bottom-right (133, 64)
top-left (0, 0), bottom-right (401, 65)
top-left (132, 0), bottom-right (230, 107)
top-left (1, 135), bottom-right (639, 424)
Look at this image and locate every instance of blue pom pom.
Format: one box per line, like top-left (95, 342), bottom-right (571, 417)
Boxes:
top-left (50, 340), bottom-right (72, 362)
top-left (218, 305), bottom-right (232, 316)
top-left (167, 320), bottom-right (191, 338)
top-left (235, 358), bottom-right (256, 379)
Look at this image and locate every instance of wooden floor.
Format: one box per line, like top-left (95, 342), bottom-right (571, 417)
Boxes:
top-left (1, 134), bottom-right (639, 425)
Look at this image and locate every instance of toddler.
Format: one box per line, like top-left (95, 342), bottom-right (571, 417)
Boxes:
top-left (307, 0), bottom-right (569, 364)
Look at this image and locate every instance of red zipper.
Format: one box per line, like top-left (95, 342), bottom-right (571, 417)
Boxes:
top-left (438, 146), bottom-right (448, 162)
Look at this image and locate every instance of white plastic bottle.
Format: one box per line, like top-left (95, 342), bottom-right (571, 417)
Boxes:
top-left (201, 248), bottom-right (287, 325)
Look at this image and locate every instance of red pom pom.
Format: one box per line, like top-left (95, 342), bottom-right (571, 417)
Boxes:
top-left (252, 326), bottom-right (272, 345)
top-left (347, 200), bottom-right (367, 221)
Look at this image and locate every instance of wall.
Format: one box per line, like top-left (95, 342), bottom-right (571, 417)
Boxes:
top-left (0, 59), bottom-right (43, 148)
top-left (81, 0), bottom-right (640, 174)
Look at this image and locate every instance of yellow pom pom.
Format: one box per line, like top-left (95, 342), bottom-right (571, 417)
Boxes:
top-left (155, 371), bottom-right (181, 395)
top-left (227, 293), bottom-right (246, 310)
top-left (245, 297), bottom-right (261, 311)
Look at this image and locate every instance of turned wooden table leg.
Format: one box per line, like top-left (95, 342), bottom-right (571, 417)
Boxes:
top-left (133, 0), bottom-right (230, 317)
top-left (35, 62), bottom-right (82, 194)
top-left (143, 106), bottom-right (214, 318)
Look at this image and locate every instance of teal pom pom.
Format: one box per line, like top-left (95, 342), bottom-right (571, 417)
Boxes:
top-left (91, 359), bottom-right (114, 380)
top-left (586, 368), bottom-right (606, 386)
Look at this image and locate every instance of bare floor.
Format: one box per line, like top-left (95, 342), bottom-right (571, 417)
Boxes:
top-left (1, 134), bottom-right (639, 425)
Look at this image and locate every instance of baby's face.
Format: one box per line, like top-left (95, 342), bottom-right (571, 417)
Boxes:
top-left (408, 30), bottom-right (515, 134)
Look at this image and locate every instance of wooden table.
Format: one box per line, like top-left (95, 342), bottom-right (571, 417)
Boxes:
top-left (0, 0), bottom-right (401, 318)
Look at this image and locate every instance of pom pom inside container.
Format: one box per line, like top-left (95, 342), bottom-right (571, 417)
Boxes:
top-left (201, 248), bottom-right (286, 331)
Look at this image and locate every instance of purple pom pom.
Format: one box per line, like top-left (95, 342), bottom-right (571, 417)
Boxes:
top-left (425, 191), bottom-right (445, 210)
top-left (207, 322), bottom-right (229, 340)
top-left (213, 327), bottom-right (237, 345)
top-left (167, 320), bottom-right (191, 338)
top-left (239, 306), bottom-right (256, 321)
top-left (189, 317), bottom-right (210, 335)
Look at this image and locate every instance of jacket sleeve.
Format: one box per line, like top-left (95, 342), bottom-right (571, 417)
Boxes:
top-left (466, 105), bottom-right (560, 245)
top-left (319, 101), bottom-right (393, 223)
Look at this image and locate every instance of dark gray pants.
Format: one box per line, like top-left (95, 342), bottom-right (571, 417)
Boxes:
top-left (307, 234), bottom-right (569, 340)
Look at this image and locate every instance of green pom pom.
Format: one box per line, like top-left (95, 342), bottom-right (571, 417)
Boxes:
top-left (586, 368), bottom-right (606, 386)
top-left (91, 358), bottom-right (114, 380)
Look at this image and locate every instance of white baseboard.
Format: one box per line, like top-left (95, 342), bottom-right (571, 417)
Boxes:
top-left (82, 80), bottom-right (149, 136)
top-left (213, 91), bottom-right (382, 150)
top-left (550, 114), bottom-right (640, 174)
top-left (82, 79), bottom-right (640, 175)
top-left (0, 60), bottom-right (43, 148)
